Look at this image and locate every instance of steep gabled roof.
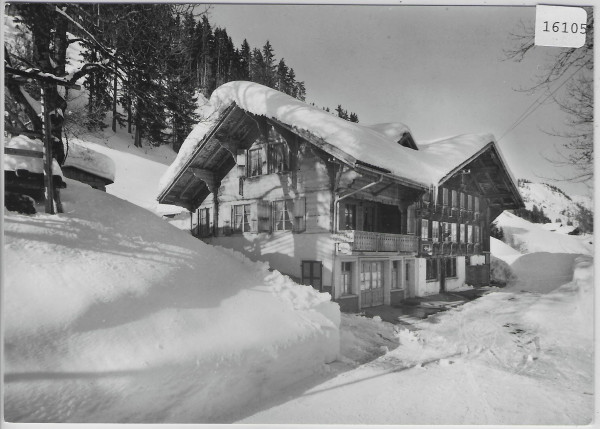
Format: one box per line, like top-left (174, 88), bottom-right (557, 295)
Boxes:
top-left (158, 81), bottom-right (523, 212)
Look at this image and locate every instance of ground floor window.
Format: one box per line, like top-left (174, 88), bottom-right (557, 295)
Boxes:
top-left (391, 260), bottom-right (402, 289)
top-left (426, 258), bottom-right (438, 281)
top-left (360, 261), bottom-right (383, 290)
top-left (302, 260), bottom-right (322, 291)
top-left (341, 262), bottom-right (353, 295)
top-left (445, 257), bottom-right (457, 278)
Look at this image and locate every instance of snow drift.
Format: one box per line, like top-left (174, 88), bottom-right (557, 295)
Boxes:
top-left (4, 179), bottom-right (340, 423)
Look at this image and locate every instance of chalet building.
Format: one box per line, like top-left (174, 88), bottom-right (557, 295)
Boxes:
top-left (158, 81), bottom-right (524, 312)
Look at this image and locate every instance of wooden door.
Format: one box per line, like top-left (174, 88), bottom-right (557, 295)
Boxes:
top-left (301, 260), bottom-right (322, 292)
top-left (360, 261), bottom-right (384, 307)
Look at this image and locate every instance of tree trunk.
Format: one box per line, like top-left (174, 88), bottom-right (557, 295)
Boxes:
top-left (112, 57), bottom-right (118, 132)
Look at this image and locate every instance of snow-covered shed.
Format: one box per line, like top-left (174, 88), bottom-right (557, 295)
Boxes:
top-left (61, 141), bottom-right (116, 191)
top-left (158, 81), bottom-right (523, 310)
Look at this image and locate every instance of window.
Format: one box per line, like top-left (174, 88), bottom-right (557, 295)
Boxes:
top-left (462, 223), bottom-right (467, 243)
top-left (198, 207), bottom-right (211, 237)
top-left (247, 148), bottom-right (263, 177)
top-left (341, 262), bottom-right (353, 295)
top-left (363, 205), bottom-right (376, 232)
top-left (421, 219), bottom-right (429, 240)
top-left (468, 195), bottom-right (473, 211)
top-left (232, 204), bottom-right (252, 233)
top-left (302, 261), bottom-right (322, 291)
top-left (451, 190), bottom-right (458, 208)
top-left (407, 204), bottom-right (416, 234)
top-left (426, 258), bottom-right (438, 280)
top-left (474, 196), bottom-right (480, 212)
top-left (360, 261), bottom-right (383, 291)
top-left (474, 225), bottom-right (480, 243)
top-left (391, 261), bottom-right (402, 289)
top-left (442, 222), bottom-right (451, 242)
top-left (273, 199), bottom-right (294, 231)
top-left (268, 142), bottom-right (290, 174)
top-left (451, 223), bottom-right (457, 242)
top-left (467, 225), bottom-right (473, 243)
top-left (442, 188), bottom-right (449, 206)
top-left (460, 192), bottom-right (466, 209)
top-left (257, 200), bottom-right (271, 232)
top-left (343, 203), bottom-right (356, 230)
top-left (445, 258), bottom-right (457, 277)
top-left (431, 220), bottom-right (439, 242)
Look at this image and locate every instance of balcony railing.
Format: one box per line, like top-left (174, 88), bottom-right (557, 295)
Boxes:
top-left (347, 230), bottom-right (419, 253)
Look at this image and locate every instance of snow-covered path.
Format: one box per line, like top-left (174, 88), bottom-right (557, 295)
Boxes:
top-left (237, 258), bottom-right (594, 425)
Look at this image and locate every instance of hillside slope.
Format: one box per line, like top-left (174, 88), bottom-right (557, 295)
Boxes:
top-left (518, 181), bottom-right (592, 226)
top-left (4, 179), bottom-right (340, 423)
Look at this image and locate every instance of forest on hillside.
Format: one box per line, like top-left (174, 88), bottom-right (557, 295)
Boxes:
top-left (5, 3), bottom-right (358, 155)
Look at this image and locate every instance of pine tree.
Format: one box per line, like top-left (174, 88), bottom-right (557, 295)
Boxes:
top-left (349, 112), bottom-right (359, 122)
top-left (261, 40), bottom-right (276, 87)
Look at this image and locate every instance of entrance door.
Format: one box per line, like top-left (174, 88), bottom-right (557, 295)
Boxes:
top-left (301, 260), bottom-right (322, 292)
top-left (360, 261), bottom-right (384, 307)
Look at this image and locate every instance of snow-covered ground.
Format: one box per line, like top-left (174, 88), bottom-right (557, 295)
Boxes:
top-left (4, 179), bottom-right (339, 423)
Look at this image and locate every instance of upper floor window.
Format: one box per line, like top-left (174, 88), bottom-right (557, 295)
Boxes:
top-left (451, 190), bottom-right (458, 208)
top-left (342, 203), bottom-right (356, 230)
top-left (474, 225), bottom-right (480, 243)
top-left (268, 142), bottom-right (290, 174)
top-left (460, 192), bottom-right (466, 209)
top-left (274, 198), bottom-right (306, 232)
top-left (431, 220), bottom-right (439, 242)
top-left (442, 188), bottom-right (449, 206)
top-left (467, 195), bottom-right (473, 211)
top-left (274, 199), bottom-right (294, 231)
top-left (247, 148), bottom-right (263, 177)
top-left (421, 219), bottom-right (429, 239)
top-left (451, 223), bottom-right (458, 242)
top-left (407, 204), bottom-right (416, 234)
top-left (467, 224), bottom-right (473, 243)
top-left (474, 196), bottom-right (480, 212)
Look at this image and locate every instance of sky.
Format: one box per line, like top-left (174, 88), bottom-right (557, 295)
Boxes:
top-left (204, 4), bottom-right (593, 197)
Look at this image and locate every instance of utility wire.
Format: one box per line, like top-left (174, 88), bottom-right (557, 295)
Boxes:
top-left (498, 62), bottom-right (588, 142)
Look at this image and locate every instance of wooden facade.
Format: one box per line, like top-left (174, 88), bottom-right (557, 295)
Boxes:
top-left (158, 102), bottom-right (524, 312)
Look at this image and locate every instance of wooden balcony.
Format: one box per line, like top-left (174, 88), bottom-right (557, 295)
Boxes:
top-left (347, 230), bottom-right (419, 253)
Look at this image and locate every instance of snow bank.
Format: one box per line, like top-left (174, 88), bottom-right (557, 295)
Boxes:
top-left (496, 211), bottom-right (593, 255)
top-left (159, 81), bottom-right (498, 195)
top-left (63, 140), bottom-right (116, 182)
top-left (4, 179), bottom-right (340, 423)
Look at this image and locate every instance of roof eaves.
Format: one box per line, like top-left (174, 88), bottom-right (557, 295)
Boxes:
top-left (157, 102), bottom-right (237, 205)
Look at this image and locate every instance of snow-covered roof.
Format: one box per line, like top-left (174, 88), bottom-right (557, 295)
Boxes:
top-left (159, 81), bottom-right (519, 204)
top-left (4, 134), bottom-right (64, 180)
top-left (62, 141), bottom-right (116, 182)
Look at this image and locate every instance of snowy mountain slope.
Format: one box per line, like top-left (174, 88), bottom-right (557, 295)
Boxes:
top-left (518, 181), bottom-right (592, 226)
top-left (4, 179), bottom-right (340, 423)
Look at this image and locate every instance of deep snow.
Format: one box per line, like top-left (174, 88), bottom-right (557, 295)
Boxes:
top-left (4, 179), bottom-right (340, 423)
